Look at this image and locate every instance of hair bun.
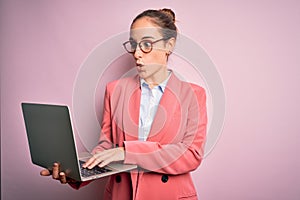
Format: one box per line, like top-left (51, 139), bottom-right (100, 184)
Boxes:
top-left (159, 8), bottom-right (176, 23)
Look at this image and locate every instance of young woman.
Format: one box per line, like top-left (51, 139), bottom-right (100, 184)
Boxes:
top-left (42, 8), bottom-right (207, 200)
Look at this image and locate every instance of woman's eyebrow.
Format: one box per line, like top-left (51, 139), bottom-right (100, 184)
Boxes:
top-left (129, 36), bottom-right (155, 41)
top-left (141, 36), bottom-right (155, 40)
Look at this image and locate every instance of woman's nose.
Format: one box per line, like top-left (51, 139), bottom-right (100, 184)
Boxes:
top-left (133, 47), bottom-right (143, 59)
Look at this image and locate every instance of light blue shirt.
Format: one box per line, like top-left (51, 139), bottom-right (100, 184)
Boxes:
top-left (138, 73), bottom-right (171, 141)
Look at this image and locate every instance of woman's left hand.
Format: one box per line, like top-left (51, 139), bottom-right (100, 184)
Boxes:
top-left (82, 147), bottom-right (125, 169)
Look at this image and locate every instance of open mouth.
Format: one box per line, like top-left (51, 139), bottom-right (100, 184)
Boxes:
top-left (136, 62), bottom-right (145, 72)
top-left (136, 65), bottom-right (146, 73)
top-left (136, 61), bottom-right (144, 67)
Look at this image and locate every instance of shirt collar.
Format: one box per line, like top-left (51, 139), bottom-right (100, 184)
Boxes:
top-left (140, 71), bottom-right (171, 93)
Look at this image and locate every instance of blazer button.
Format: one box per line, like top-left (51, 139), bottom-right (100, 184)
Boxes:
top-left (115, 175), bottom-right (121, 183)
top-left (161, 175), bottom-right (169, 183)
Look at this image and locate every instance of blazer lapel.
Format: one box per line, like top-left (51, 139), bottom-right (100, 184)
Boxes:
top-left (123, 75), bottom-right (141, 141)
top-left (147, 73), bottom-right (181, 142)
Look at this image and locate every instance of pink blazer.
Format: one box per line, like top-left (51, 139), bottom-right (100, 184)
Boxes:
top-left (92, 72), bottom-right (207, 200)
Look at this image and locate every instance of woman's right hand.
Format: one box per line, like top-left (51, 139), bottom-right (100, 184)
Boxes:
top-left (40, 163), bottom-right (76, 184)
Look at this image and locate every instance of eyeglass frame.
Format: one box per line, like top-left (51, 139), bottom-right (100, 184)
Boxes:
top-left (122, 37), bottom-right (168, 54)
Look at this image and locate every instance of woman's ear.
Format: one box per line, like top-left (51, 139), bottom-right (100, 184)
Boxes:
top-left (166, 37), bottom-right (176, 54)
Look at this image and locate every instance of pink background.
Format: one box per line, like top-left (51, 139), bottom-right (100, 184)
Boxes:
top-left (1, 0), bottom-right (300, 199)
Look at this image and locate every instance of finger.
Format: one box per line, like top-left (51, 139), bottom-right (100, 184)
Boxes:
top-left (82, 156), bottom-right (97, 168)
top-left (40, 169), bottom-right (51, 176)
top-left (98, 158), bottom-right (111, 168)
top-left (52, 163), bottom-right (60, 179)
top-left (87, 158), bottom-right (104, 169)
top-left (96, 155), bottom-right (113, 168)
top-left (92, 149), bottom-right (118, 168)
top-left (83, 149), bottom-right (118, 169)
top-left (83, 153), bottom-right (105, 169)
top-left (94, 152), bottom-right (114, 168)
top-left (99, 148), bottom-right (125, 167)
top-left (59, 172), bottom-right (67, 184)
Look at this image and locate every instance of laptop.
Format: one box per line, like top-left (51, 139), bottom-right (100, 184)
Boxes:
top-left (21, 102), bottom-right (137, 182)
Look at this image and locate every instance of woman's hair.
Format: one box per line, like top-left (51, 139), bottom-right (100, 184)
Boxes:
top-left (131, 8), bottom-right (178, 40)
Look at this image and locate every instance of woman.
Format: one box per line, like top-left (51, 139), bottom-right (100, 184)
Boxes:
top-left (42, 8), bottom-right (207, 200)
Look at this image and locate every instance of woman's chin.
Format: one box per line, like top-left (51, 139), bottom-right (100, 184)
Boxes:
top-left (137, 71), bottom-right (147, 78)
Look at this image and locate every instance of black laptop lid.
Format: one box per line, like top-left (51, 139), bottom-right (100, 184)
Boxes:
top-left (21, 103), bottom-right (81, 181)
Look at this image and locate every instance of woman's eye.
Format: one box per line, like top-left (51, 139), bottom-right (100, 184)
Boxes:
top-left (130, 41), bottom-right (137, 49)
top-left (142, 41), bottom-right (152, 48)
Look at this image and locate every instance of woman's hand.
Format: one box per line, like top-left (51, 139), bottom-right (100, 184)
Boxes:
top-left (82, 147), bottom-right (125, 169)
top-left (40, 163), bottom-right (79, 184)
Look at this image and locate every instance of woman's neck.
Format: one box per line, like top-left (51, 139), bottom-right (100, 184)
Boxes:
top-left (144, 69), bottom-right (169, 89)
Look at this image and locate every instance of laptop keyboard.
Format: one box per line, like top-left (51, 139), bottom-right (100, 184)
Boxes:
top-left (79, 160), bottom-right (112, 177)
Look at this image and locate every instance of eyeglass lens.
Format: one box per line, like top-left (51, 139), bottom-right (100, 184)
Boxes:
top-left (125, 40), bottom-right (152, 53)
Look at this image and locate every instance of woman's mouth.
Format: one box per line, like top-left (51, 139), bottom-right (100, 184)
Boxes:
top-left (136, 65), bottom-right (146, 73)
top-left (136, 62), bottom-right (145, 70)
top-left (136, 59), bottom-right (144, 66)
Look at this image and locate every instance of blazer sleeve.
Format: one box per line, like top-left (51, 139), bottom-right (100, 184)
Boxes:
top-left (124, 85), bottom-right (207, 175)
top-left (92, 84), bottom-right (114, 153)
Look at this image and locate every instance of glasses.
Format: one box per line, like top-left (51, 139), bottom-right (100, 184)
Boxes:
top-left (123, 38), bottom-right (166, 54)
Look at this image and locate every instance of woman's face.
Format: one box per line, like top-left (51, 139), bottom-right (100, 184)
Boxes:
top-left (130, 17), bottom-right (173, 82)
